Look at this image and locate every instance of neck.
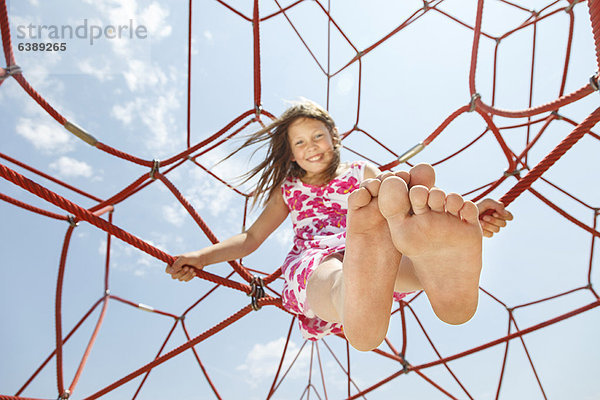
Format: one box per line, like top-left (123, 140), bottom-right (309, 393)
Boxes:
top-left (301, 172), bottom-right (329, 186)
top-left (300, 163), bottom-right (343, 186)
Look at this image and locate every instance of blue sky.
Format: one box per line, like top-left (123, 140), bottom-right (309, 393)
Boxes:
top-left (1, 0), bottom-right (599, 399)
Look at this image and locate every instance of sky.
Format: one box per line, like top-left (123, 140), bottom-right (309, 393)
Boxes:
top-left (1, 0), bottom-right (599, 399)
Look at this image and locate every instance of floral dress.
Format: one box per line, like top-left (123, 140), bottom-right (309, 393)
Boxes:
top-left (280, 161), bottom-right (408, 341)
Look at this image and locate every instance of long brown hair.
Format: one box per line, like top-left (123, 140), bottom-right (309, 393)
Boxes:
top-left (225, 100), bottom-right (342, 208)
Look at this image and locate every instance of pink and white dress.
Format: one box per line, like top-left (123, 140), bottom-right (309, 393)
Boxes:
top-left (280, 161), bottom-right (408, 341)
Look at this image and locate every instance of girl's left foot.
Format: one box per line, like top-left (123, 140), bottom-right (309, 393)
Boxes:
top-left (379, 177), bottom-right (483, 325)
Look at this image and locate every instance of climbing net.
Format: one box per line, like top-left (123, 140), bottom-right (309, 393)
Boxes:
top-left (1, 0), bottom-right (599, 399)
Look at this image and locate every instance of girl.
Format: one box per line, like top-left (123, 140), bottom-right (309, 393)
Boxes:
top-left (166, 100), bottom-right (513, 351)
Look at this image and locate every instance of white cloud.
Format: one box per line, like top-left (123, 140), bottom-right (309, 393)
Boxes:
top-left (187, 167), bottom-right (236, 217)
top-left (98, 234), bottom-right (167, 276)
top-left (236, 337), bottom-right (309, 386)
top-left (16, 118), bottom-right (75, 154)
top-left (140, 89), bottom-right (179, 151)
top-left (112, 101), bottom-right (136, 124)
top-left (112, 88), bottom-right (181, 155)
top-left (162, 203), bottom-right (187, 227)
top-left (78, 58), bottom-right (114, 81)
top-left (203, 30), bottom-right (213, 42)
top-left (49, 156), bottom-right (93, 178)
top-left (139, 2), bottom-right (171, 38)
top-left (123, 59), bottom-right (168, 92)
top-left (83, 0), bottom-right (171, 58)
top-left (273, 227), bottom-right (293, 247)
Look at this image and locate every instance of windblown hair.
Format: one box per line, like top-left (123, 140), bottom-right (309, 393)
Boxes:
top-left (225, 100), bottom-right (342, 208)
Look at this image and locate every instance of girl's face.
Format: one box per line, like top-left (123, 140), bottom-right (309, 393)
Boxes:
top-left (287, 117), bottom-right (336, 178)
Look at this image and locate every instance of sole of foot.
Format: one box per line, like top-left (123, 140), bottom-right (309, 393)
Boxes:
top-left (378, 177), bottom-right (483, 325)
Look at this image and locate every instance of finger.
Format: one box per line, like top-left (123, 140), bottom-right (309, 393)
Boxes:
top-left (482, 229), bottom-right (493, 238)
top-left (494, 210), bottom-right (514, 220)
top-left (173, 266), bottom-right (190, 280)
top-left (170, 257), bottom-right (185, 273)
top-left (481, 221), bottom-right (500, 233)
top-left (183, 268), bottom-right (197, 281)
top-left (483, 215), bottom-right (507, 228)
top-left (179, 269), bottom-right (193, 281)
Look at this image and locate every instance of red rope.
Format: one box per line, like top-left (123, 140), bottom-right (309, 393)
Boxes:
top-left (588, 0), bottom-right (600, 70)
top-left (83, 297), bottom-right (284, 400)
top-left (1, 1), bottom-right (599, 398)
top-left (0, 162), bottom-right (251, 293)
top-left (0, 0), bottom-right (15, 65)
top-left (498, 107), bottom-right (600, 208)
top-left (253, 0), bottom-right (262, 113)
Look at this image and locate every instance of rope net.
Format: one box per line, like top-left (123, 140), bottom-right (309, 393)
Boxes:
top-left (1, 0), bottom-right (599, 399)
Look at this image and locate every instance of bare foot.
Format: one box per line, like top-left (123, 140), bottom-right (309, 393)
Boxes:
top-left (378, 178), bottom-right (483, 325)
top-left (342, 178), bottom-right (401, 351)
top-left (340, 164), bottom-right (437, 350)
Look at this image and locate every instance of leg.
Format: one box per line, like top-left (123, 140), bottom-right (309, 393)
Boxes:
top-left (306, 254), bottom-right (344, 323)
top-left (307, 164), bottom-right (436, 350)
top-left (342, 178), bottom-right (402, 351)
top-left (379, 178), bottom-right (483, 324)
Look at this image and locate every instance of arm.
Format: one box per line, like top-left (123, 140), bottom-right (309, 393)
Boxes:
top-left (166, 188), bottom-right (290, 281)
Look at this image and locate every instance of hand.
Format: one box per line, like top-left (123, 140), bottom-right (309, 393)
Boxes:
top-left (476, 198), bottom-right (513, 238)
top-left (165, 251), bottom-right (205, 282)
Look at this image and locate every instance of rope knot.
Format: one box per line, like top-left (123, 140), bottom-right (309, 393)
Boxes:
top-left (399, 354), bottom-right (410, 374)
top-left (67, 215), bottom-right (79, 227)
top-left (254, 103), bottom-right (263, 117)
top-left (0, 64), bottom-right (22, 81)
top-left (589, 73), bottom-right (599, 91)
top-left (469, 93), bottom-right (481, 112)
top-left (247, 276), bottom-right (265, 311)
top-left (150, 159), bottom-right (160, 180)
top-left (58, 390), bottom-right (71, 399)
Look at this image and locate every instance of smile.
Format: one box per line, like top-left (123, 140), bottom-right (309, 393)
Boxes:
top-left (307, 154), bottom-right (323, 162)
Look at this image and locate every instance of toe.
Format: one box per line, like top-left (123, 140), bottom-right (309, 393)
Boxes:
top-left (409, 185), bottom-right (430, 215)
top-left (445, 193), bottom-right (464, 217)
top-left (378, 176), bottom-right (411, 219)
top-left (459, 201), bottom-right (480, 224)
top-left (427, 188), bottom-right (445, 212)
top-left (376, 171), bottom-right (394, 181)
top-left (348, 187), bottom-right (373, 210)
top-left (393, 170), bottom-right (411, 185)
top-left (409, 163), bottom-right (435, 189)
top-left (360, 178), bottom-right (381, 197)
